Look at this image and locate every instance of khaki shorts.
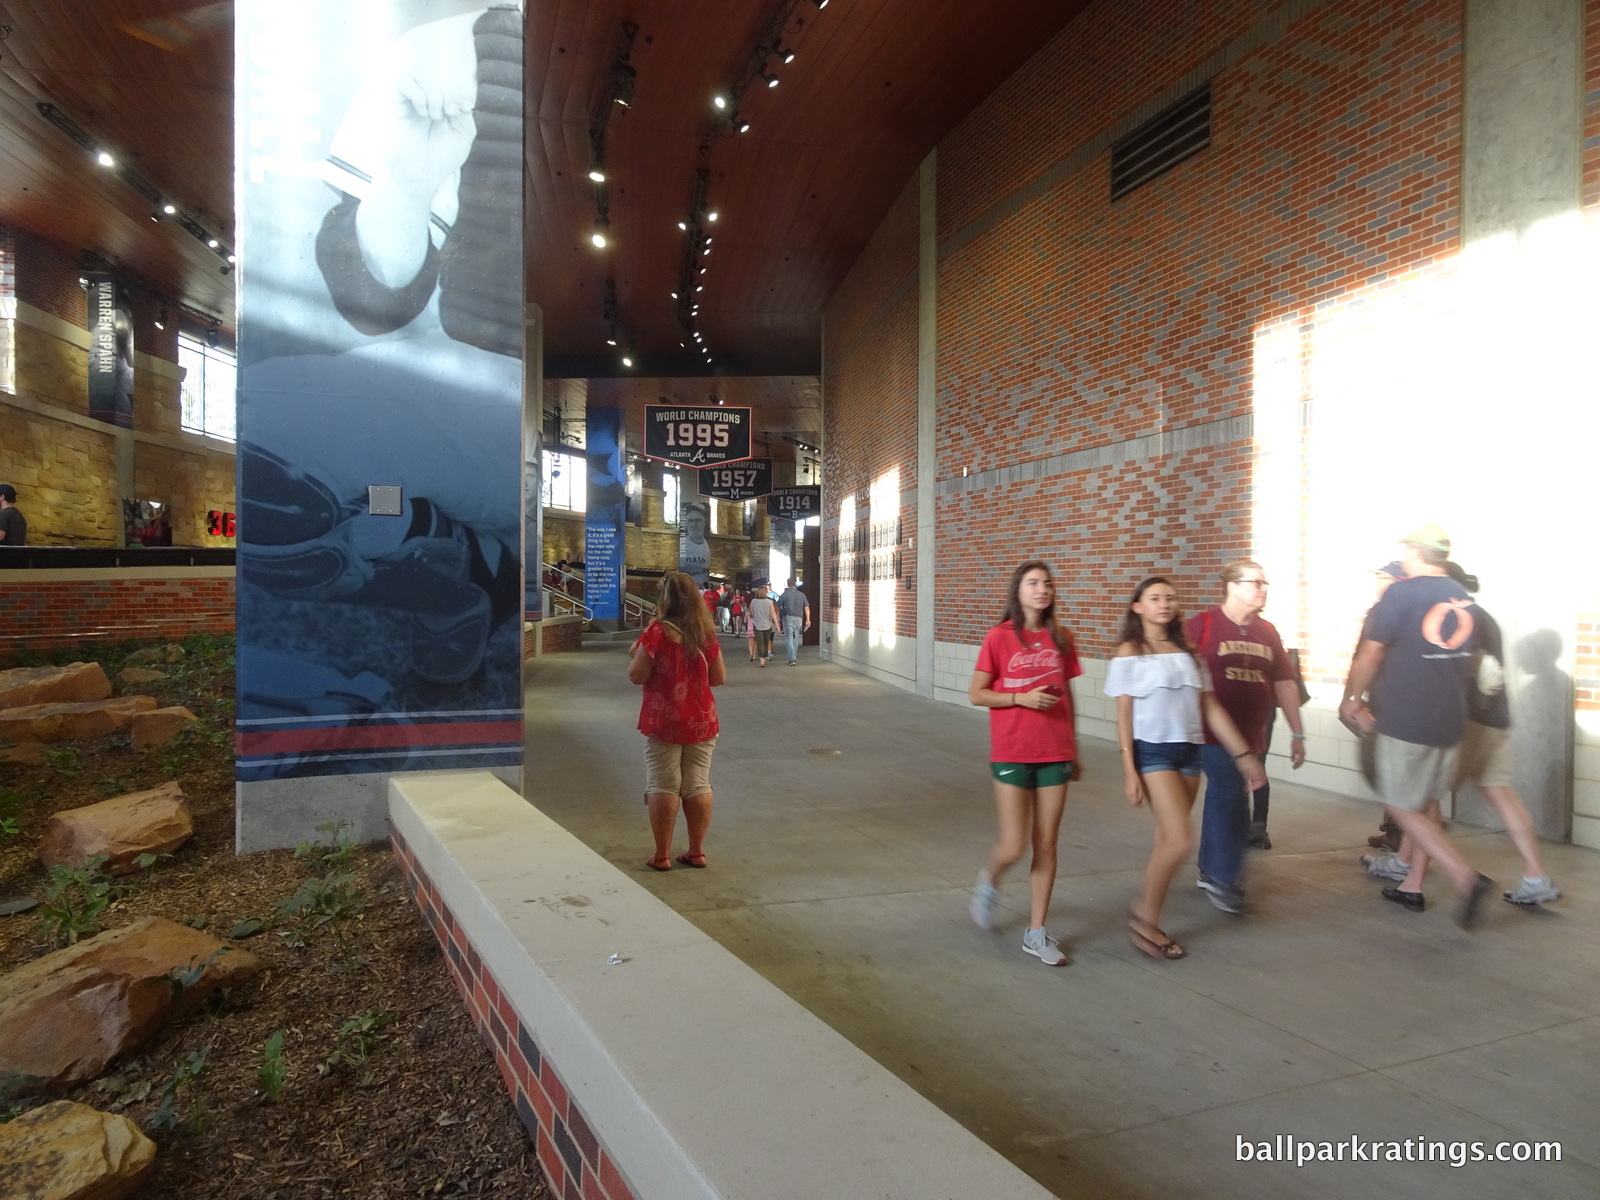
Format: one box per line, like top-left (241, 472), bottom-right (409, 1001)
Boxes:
top-left (1453, 722), bottom-right (1514, 790)
top-left (644, 736), bottom-right (717, 798)
top-left (1373, 733), bottom-right (1460, 813)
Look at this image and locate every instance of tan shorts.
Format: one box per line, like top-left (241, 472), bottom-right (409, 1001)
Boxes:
top-left (643, 736), bottom-right (717, 798)
top-left (1373, 733), bottom-right (1460, 813)
top-left (1453, 722), bottom-right (1513, 790)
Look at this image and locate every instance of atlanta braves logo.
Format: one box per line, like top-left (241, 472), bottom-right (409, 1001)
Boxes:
top-left (1420, 599), bottom-right (1475, 650)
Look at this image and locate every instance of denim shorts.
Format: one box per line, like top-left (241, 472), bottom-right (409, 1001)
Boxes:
top-left (1132, 739), bottom-right (1203, 777)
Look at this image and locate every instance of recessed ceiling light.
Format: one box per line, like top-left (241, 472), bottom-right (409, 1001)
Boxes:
top-left (592, 232), bottom-right (607, 248)
top-left (96, 151), bottom-right (115, 167)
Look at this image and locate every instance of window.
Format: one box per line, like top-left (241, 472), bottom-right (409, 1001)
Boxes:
top-left (708, 497), bottom-right (719, 535)
top-left (663, 470), bottom-right (680, 525)
top-left (177, 335), bottom-right (237, 440)
top-left (541, 449), bottom-right (585, 512)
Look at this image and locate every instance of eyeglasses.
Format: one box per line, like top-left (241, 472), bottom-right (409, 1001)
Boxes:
top-left (1238, 579), bottom-right (1269, 587)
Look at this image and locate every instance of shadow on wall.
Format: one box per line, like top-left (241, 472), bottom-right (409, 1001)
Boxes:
top-left (1455, 628), bottom-right (1573, 842)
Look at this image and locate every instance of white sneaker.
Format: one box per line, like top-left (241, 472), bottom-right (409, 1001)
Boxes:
top-left (1503, 877), bottom-right (1560, 905)
top-left (1022, 927), bottom-right (1067, 966)
top-left (969, 872), bottom-right (1000, 929)
top-left (1361, 852), bottom-right (1411, 882)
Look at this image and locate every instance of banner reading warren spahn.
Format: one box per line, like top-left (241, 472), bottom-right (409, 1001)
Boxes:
top-left (234, 1), bottom-right (525, 782)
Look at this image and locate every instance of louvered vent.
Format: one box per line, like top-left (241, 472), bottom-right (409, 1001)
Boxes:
top-left (1110, 84), bottom-right (1211, 201)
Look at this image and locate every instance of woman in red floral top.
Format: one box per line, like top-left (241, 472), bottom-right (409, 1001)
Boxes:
top-left (628, 572), bottom-right (727, 870)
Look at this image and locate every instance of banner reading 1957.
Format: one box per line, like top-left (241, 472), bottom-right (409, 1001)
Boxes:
top-left (643, 404), bottom-right (752, 467)
top-left (766, 485), bottom-right (820, 521)
top-left (697, 457), bottom-right (772, 501)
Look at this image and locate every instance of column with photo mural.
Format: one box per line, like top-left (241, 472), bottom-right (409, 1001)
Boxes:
top-left (585, 406), bottom-right (625, 628)
top-left (234, 0), bottom-right (526, 850)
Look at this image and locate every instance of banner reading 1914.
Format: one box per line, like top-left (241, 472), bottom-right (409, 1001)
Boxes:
top-left (697, 457), bottom-right (771, 501)
top-left (767, 485), bottom-right (820, 522)
top-left (643, 404), bottom-right (752, 467)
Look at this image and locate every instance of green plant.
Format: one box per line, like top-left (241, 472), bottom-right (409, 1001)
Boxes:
top-left (158, 947), bottom-right (232, 1003)
top-left (147, 1048), bottom-right (209, 1134)
top-left (41, 746), bottom-right (81, 776)
top-left (0, 1071), bottom-right (27, 1123)
top-left (274, 870), bottom-right (368, 963)
top-left (294, 821), bottom-right (357, 874)
top-left (257, 1032), bottom-right (287, 1102)
top-left (98, 776), bottom-right (130, 799)
top-left (321, 1011), bottom-right (391, 1074)
top-left (34, 856), bottom-right (126, 945)
top-left (135, 851), bottom-right (174, 874)
top-left (0, 788), bottom-right (21, 838)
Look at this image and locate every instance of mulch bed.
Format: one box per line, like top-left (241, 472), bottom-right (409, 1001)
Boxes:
top-left (0, 636), bottom-right (547, 1199)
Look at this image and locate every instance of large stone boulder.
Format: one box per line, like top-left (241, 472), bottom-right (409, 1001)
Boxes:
top-left (0, 663), bottom-right (112, 711)
top-left (0, 1100), bottom-right (156, 1200)
top-left (130, 707), bottom-right (198, 753)
top-left (0, 917), bottom-right (264, 1088)
top-left (0, 697), bottom-right (157, 745)
top-left (38, 784), bottom-right (192, 876)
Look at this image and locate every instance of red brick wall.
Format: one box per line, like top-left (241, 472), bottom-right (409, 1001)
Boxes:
top-left (0, 576), bottom-right (234, 654)
top-left (541, 618), bottom-right (584, 655)
top-left (391, 827), bottom-right (639, 1200)
top-left (1585, 0), bottom-right (1600, 214)
top-left (824, 0), bottom-right (1463, 658)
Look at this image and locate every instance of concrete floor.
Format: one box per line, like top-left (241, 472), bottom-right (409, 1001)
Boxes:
top-left (525, 641), bottom-right (1600, 1199)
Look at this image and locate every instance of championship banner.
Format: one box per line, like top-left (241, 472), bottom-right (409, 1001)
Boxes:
top-left (679, 498), bottom-right (711, 586)
top-left (643, 404), bottom-right (752, 466)
top-left (697, 457), bottom-right (772, 501)
top-left (86, 273), bottom-right (134, 429)
top-left (767, 485), bottom-right (820, 522)
top-left (234, 1), bottom-right (525, 784)
top-left (585, 406), bottom-right (624, 620)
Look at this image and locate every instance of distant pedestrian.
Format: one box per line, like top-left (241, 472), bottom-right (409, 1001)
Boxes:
top-left (1106, 577), bottom-right (1264, 961)
top-left (0, 485), bottom-right (28, 546)
top-left (628, 571), bottom-right (726, 871)
top-left (1184, 560), bottom-right (1306, 915)
top-left (1339, 525), bottom-right (1494, 928)
top-left (742, 597), bottom-right (757, 662)
top-left (777, 578), bottom-right (811, 665)
top-left (748, 585), bottom-right (779, 667)
top-left (968, 561), bottom-right (1083, 967)
top-left (716, 584), bottom-right (732, 632)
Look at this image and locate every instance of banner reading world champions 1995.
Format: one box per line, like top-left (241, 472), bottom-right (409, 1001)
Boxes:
top-left (234, 1), bottom-right (525, 782)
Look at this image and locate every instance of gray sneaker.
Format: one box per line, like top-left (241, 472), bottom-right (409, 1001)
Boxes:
top-left (1362, 852), bottom-right (1411, 882)
top-left (1196, 873), bottom-right (1244, 914)
top-left (1022, 927), bottom-right (1067, 966)
top-left (970, 872), bottom-right (1000, 930)
top-left (1503, 877), bottom-right (1560, 905)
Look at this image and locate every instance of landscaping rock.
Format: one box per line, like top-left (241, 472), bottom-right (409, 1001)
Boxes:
top-left (129, 706), bottom-right (198, 753)
top-left (0, 742), bottom-right (47, 765)
top-left (115, 667), bottom-right (168, 687)
top-left (0, 896), bottom-right (40, 916)
top-left (0, 917), bottom-right (265, 1088)
top-left (0, 663), bottom-right (112, 710)
top-left (0, 697), bottom-right (158, 745)
top-left (38, 784), bottom-right (193, 876)
top-left (0, 1100), bottom-right (156, 1200)
top-left (124, 644), bottom-right (184, 667)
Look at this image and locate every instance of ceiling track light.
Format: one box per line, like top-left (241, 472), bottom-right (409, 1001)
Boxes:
top-left (591, 217), bottom-right (610, 248)
top-left (760, 69), bottom-right (779, 88)
top-left (588, 165), bottom-right (606, 183)
top-left (773, 39), bottom-right (796, 64)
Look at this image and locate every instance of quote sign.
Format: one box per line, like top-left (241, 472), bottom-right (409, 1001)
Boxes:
top-left (697, 457), bottom-right (772, 501)
top-left (766, 485), bottom-right (820, 521)
top-left (643, 404), bottom-right (752, 467)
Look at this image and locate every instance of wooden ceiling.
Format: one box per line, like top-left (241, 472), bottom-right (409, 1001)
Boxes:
top-left (0, 0), bottom-right (1087, 384)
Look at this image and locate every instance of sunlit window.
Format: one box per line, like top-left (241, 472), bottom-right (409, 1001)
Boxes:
top-left (541, 450), bottom-right (586, 512)
top-left (177, 335), bottom-right (236, 441)
top-left (663, 471), bottom-right (680, 525)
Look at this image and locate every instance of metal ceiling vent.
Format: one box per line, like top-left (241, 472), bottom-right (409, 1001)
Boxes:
top-left (1110, 83), bottom-right (1211, 201)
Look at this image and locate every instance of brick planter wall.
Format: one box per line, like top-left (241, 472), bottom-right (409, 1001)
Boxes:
top-left (390, 826), bottom-right (639, 1200)
top-left (0, 573), bottom-right (235, 656)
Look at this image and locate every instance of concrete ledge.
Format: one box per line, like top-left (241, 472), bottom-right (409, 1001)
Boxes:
top-left (388, 770), bottom-right (1053, 1200)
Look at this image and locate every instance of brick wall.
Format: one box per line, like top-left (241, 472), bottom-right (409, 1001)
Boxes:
top-left (541, 617), bottom-right (584, 655)
top-left (823, 0), bottom-right (1463, 659)
top-left (391, 827), bottom-right (639, 1200)
top-left (1586, 0), bottom-right (1600, 214)
top-left (0, 574), bottom-right (235, 656)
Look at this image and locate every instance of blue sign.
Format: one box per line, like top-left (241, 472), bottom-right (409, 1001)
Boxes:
top-left (586, 406), bottom-right (625, 620)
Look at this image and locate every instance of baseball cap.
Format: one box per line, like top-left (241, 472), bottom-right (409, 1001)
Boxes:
top-left (1400, 523), bottom-right (1450, 552)
top-left (0, 484), bottom-right (16, 501)
top-left (1375, 560), bottom-right (1407, 579)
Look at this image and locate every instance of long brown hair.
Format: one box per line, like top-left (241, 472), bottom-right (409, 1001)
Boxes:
top-left (999, 560), bottom-right (1074, 655)
top-left (656, 571), bottom-right (717, 655)
top-left (1117, 576), bottom-right (1199, 661)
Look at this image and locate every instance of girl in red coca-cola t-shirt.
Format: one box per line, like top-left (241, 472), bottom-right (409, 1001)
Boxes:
top-left (966, 561), bottom-right (1083, 967)
top-left (628, 572), bottom-right (726, 871)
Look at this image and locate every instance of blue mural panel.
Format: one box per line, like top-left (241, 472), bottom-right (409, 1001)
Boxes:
top-left (585, 406), bottom-right (624, 620)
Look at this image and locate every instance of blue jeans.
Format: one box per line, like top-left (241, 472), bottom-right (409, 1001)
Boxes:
top-left (782, 614), bottom-right (803, 662)
top-left (1198, 743), bottom-right (1249, 888)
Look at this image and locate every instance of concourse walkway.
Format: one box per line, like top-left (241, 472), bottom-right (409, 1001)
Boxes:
top-left (525, 641), bottom-right (1600, 1200)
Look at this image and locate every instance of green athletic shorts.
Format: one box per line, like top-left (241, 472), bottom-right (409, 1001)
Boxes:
top-left (990, 760), bottom-right (1072, 788)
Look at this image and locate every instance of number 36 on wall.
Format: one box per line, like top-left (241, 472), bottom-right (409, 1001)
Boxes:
top-left (206, 509), bottom-right (237, 538)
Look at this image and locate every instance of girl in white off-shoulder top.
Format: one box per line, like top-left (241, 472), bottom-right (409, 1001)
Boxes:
top-left (1104, 576), bottom-right (1264, 960)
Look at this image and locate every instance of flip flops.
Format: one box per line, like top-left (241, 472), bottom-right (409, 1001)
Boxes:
top-left (675, 852), bottom-right (707, 869)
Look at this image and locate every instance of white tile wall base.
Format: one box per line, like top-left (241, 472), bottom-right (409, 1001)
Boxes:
top-left (388, 771), bottom-right (1050, 1200)
top-left (1573, 814), bottom-right (1600, 850)
top-left (823, 623), bottom-right (918, 693)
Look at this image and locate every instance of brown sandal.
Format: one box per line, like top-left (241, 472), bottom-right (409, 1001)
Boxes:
top-left (675, 852), bottom-right (707, 869)
top-left (646, 856), bottom-right (672, 872)
top-left (1128, 912), bottom-right (1186, 960)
